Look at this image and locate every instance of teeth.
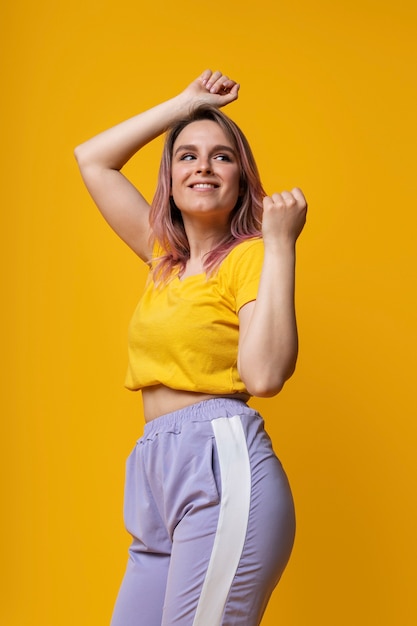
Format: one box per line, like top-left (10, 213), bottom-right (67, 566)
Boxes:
top-left (193, 183), bottom-right (215, 188)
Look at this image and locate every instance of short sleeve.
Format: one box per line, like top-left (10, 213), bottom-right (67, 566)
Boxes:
top-left (227, 238), bottom-right (264, 312)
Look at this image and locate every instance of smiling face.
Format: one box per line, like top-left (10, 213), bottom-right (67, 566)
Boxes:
top-left (170, 120), bottom-right (242, 225)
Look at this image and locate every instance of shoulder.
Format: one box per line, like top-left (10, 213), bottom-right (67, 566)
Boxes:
top-left (218, 238), bottom-right (264, 310)
top-left (231, 236), bottom-right (263, 253)
top-left (222, 237), bottom-right (264, 270)
top-left (219, 237), bottom-right (264, 294)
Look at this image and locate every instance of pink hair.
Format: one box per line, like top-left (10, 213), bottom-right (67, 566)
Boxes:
top-left (149, 104), bottom-right (265, 282)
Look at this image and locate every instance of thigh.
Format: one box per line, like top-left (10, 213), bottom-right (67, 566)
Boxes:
top-left (161, 498), bottom-right (221, 626)
top-left (162, 411), bottom-right (295, 626)
top-left (111, 442), bottom-right (173, 626)
top-left (223, 428), bottom-right (296, 625)
top-left (110, 547), bottom-right (170, 626)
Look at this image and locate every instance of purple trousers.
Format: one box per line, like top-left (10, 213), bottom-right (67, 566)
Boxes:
top-left (110, 398), bottom-right (295, 626)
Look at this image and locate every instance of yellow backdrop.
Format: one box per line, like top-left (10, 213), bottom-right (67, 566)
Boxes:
top-left (2, 0), bottom-right (416, 624)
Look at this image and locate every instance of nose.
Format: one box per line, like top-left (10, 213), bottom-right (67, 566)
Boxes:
top-left (195, 157), bottom-right (212, 174)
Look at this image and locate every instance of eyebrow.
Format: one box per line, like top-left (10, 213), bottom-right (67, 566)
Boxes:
top-left (174, 144), bottom-right (236, 156)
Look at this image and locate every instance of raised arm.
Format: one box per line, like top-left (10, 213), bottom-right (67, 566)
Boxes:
top-left (237, 188), bottom-right (307, 397)
top-left (74, 70), bottom-right (240, 262)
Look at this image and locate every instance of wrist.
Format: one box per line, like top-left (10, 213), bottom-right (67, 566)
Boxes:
top-left (170, 91), bottom-right (202, 119)
top-left (263, 235), bottom-right (296, 256)
top-left (171, 91), bottom-right (190, 113)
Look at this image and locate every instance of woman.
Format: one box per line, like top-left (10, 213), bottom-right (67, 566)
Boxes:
top-left (75, 69), bottom-right (307, 626)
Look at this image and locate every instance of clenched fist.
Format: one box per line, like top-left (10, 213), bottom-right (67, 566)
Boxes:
top-left (262, 188), bottom-right (307, 246)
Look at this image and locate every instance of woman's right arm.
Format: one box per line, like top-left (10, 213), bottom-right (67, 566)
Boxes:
top-left (74, 70), bottom-right (239, 262)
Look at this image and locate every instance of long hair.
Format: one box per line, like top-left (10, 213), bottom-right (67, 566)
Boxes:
top-left (149, 104), bottom-right (265, 282)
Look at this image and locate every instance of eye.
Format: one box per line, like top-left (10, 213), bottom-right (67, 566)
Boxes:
top-left (179, 153), bottom-right (196, 161)
top-left (214, 154), bottom-right (232, 161)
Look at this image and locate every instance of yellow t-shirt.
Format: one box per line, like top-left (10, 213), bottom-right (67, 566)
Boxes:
top-left (125, 237), bottom-right (264, 394)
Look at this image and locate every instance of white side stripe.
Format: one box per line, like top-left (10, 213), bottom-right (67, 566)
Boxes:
top-left (192, 415), bottom-right (251, 626)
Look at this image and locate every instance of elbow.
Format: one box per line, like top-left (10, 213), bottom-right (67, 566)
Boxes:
top-left (245, 378), bottom-right (285, 398)
top-left (241, 364), bottom-right (296, 398)
top-left (73, 144), bottom-right (85, 171)
top-left (73, 143), bottom-right (118, 174)
top-left (73, 140), bottom-right (99, 170)
top-left (238, 348), bottom-right (298, 398)
top-left (73, 143), bottom-right (88, 168)
top-left (241, 370), bottom-right (287, 398)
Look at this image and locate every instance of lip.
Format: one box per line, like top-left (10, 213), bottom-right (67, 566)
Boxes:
top-left (188, 182), bottom-right (219, 189)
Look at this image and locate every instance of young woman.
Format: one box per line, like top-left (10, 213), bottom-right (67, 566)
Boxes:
top-left (75, 69), bottom-right (307, 626)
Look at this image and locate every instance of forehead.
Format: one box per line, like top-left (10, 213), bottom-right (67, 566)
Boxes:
top-left (173, 119), bottom-right (232, 148)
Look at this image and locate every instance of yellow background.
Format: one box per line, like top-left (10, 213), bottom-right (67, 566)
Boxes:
top-left (2, 0), bottom-right (416, 624)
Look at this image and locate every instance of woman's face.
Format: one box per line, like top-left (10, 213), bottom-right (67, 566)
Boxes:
top-left (170, 120), bottom-right (241, 224)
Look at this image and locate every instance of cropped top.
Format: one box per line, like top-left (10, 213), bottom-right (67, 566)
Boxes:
top-left (125, 237), bottom-right (264, 394)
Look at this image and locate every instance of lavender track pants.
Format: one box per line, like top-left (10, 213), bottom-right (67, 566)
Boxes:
top-left (110, 398), bottom-right (295, 626)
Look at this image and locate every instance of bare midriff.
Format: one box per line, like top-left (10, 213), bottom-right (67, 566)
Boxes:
top-left (142, 384), bottom-right (250, 422)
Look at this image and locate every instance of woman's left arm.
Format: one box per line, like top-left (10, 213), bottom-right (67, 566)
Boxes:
top-left (237, 188), bottom-right (307, 397)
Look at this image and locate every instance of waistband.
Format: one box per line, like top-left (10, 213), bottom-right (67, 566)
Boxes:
top-left (143, 397), bottom-right (258, 438)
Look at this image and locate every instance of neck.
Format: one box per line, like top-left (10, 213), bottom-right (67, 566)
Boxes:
top-left (182, 215), bottom-right (230, 261)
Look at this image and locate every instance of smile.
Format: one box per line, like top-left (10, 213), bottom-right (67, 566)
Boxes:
top-left (190, 183), bottom-right (218, 189)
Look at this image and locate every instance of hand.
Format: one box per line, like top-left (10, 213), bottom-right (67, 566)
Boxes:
top-left (180, 69), bottom-right (240, 109)
top-left (262, 188), bottom-right (307, 247)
